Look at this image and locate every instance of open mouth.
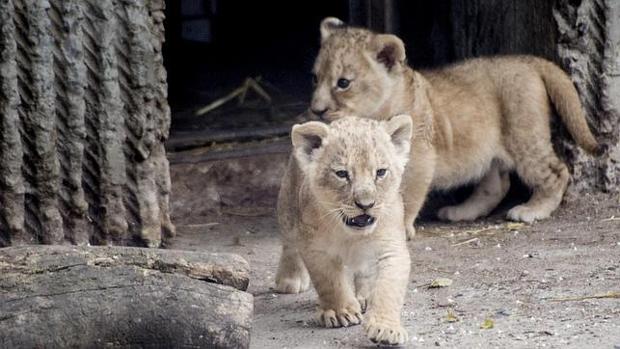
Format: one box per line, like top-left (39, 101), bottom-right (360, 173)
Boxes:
top-left (343, 214), bottom-right (376, 229)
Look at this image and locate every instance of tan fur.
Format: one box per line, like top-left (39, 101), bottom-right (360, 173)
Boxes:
top-left (310, 18), bottom-right (600, 238)
top-left (275, 116), bottom-right (412, 345)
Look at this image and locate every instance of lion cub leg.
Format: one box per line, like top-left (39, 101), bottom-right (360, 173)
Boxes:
top-left (438, 161), bottom-right (511, 221)
top-left (302, 250), bottom-right (363, 328)
top-left (364, 242), bottom-right (410, 345)
top-left (275, 242), bottom-right (311, 294)
top-left (503, 81), bottom-right (570, 223)
top-left (354, 270), bottom-right (375, 313)
top-left (508, 149), bottom-right (569, 223)
top-left (402, 149), bottom-right (435, 240)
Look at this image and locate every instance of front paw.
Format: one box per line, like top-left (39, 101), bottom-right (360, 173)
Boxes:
top-left (438, 205), bottom-right (478, 222)
top-left (364, 316), bottom-right (408, 346)
top-left (275, 263), bottom-right (311, 294)
top-left (275, 275), bottom-right (310, 294)
top-left (316, 303), bottom-right (363, 328)
top-left (507, 205), bottom-right (548, 223)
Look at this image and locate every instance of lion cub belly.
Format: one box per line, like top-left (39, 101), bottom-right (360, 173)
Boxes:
top-left (431, 137), bottom-right (512, 190)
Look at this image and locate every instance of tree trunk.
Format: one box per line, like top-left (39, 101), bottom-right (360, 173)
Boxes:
top-left (553, 0), bottom-right (620, 192)
top-left (0, 0), bottom-right (174, 247)
top-left (0, 245), bottom-right (253, 349)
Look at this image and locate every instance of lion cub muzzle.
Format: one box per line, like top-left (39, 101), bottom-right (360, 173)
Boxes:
top-left (344, 213), bottom-right (376, 229)
top-left (346, 189), bottom-right (378, 229)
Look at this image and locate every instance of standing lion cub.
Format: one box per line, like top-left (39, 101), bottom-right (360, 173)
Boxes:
top-left (311, 18), bottom-right (600, 239)
top-left (276, 115), bottom-right (412, 345)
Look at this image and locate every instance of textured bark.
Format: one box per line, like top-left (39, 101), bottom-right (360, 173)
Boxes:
top-left (554, 0), bottom-right (620, 192)
top-left (0, 0), bottom-right (174, 247)
top-left (0, 0), bottom-right (25, 246)
top-left (0, 245), bottom-right (252, 349)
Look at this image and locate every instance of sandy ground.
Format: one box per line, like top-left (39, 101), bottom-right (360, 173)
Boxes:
top-left (168, 152), bottom-right (620, 349)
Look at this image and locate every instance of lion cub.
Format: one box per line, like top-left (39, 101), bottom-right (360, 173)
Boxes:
top-left (311, 18), bottom-right (600, 239)
top-left (276, 115), bottom-right (413, 345)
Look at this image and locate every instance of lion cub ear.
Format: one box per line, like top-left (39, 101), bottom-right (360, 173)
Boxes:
top-left (291, 121), bottom-right (330, 165)
top-left (372, 34), bottom-right (406, 71)
top-left (320, 17), bottom-right (345, 42)
top-left (383, 114), bottom-right (413, 164)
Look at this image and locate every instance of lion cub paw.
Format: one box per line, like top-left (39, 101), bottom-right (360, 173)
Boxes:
top-left (364, 316), bottom-right (408, 346)
top-left (316, 304), bottom-right (363, 328)
top-left (275, 275), bottom-right (311, 294)
top-left (437, 205), bottom-right (480, 222)
top-left (507, 205), bottom-right (549, 223)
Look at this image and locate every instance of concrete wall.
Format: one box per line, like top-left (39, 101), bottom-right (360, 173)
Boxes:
top-left (0, 0), bottom-right (174, 247)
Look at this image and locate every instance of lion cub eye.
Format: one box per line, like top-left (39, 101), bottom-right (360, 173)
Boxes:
top-left (336, 78), bottom-right (350, 89)
top-left (376, 168), bottom-right (388, 178)
top-left (335, 170), bottom-right (349, 179)
top-left (311, 73), bottom-right (318, 85)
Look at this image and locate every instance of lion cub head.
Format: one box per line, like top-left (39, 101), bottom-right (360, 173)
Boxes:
top-left (292, 115), bottom-right (412, 233)
top-left (310, 18), bottom-right (407, 121)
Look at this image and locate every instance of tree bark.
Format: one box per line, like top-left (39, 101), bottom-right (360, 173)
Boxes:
top-left (0, 245), bottom-right (253, 349)
top-left (0, 0), bottom-right (174, 247)
top-left (553, 0), bottom-right (620, 192)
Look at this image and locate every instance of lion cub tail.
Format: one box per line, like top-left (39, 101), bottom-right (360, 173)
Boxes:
top-left (532, 58), bottom-right (601, 155)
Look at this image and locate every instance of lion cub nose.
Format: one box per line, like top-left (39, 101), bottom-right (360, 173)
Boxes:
top-left (355, 201), bottom-right (375, 211)
top-left (311, 107), bottom-right (328, 118)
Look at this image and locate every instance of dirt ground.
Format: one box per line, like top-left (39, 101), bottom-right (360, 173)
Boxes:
top-left (168, 151), bottom-right (620, 349)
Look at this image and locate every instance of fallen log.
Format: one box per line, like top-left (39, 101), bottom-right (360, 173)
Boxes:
top-left (0, 245), bottom-right (253, 349)
top-left (168, 140), bottom-right (291, 165)
top-left (166, 125), bottom-right (292, 152)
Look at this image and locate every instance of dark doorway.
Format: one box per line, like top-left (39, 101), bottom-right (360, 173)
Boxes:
top-left (163, 0), bottom-right (557, 156)
top-left (164, 1), bottom-right (349, 141)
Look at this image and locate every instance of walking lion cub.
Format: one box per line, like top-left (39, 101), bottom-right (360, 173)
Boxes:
top-left (310, 18), bottom-right (600, 239)
top-left (276, 115), bottom-right (412, 345)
